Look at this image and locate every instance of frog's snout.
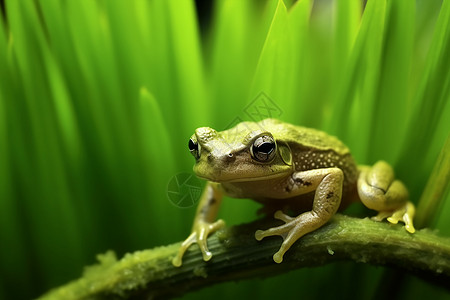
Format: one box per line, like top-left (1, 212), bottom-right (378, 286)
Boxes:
top-left (225, 152), bottom-right (235, 162)
top-left (207, 150), bottom-right (235, 163)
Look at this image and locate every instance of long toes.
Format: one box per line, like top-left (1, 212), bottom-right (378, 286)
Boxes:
top-left (172, 255), bottom-right (183, 267)
top-left (201, 249), bottom-right (212, 261)
top-left (272, 230), bottom-right (300, 263)
top-left (371, 211), bottom-right (391, 222)
top-left (198, 237), bottom-right (212, 259)
top-left (198, 239), bottom-right (213, 261)
top-left (180, 232), bottom-right (197, 247)
top-left (274, 210), bottom-right (293, 222)
top-left (405, 223), bottom-right (415, 234)
top-left (403, 202), bottom-right (416, 233)
top-left (387, 216), bottom-right (399, 224)
top-left (196, 229), bottom-right (213, 261)
top-left (273, 250), bottom-right (284, 264)
top-left (402, 213), bottom-right (416, 233)
top-left (387, 210), bottom-right (404, 224)
top-left (377, 202), bottom-right (416, 234)
top-left (273, 243), bottom-right (289, 264)
top-left (255, 222), bottom-right (293, 241)
top-left (255, 230), bottom-right (266, 241)
top-left (209, 219), bottom-right (225, 231)
top-left (173, 234), bottom-right (196, 267)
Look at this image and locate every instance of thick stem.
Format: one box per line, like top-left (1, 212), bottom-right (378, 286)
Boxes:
top-left (39, 214), bottom-right (450, 300)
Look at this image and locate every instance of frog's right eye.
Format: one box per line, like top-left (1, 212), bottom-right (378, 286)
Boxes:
top-left (189, 138), bottom-right (200, 159)
top-left (251, 135), bottom-right (276, 162)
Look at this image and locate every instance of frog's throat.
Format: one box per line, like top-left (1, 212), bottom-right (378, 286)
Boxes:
top-left (196, 171), bottom-right (288, 183)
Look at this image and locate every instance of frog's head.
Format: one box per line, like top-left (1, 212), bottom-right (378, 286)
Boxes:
top-left (188, 120), bottom-right (293, 182)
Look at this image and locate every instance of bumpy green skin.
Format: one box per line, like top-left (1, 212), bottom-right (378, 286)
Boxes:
top-left (39, 215), bottom-right (450, 300)
top-left (175, 118), bottom-right (415, 266)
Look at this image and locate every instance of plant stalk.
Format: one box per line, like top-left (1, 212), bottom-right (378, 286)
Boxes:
top-left (39, 214), bottom-right (450, 300)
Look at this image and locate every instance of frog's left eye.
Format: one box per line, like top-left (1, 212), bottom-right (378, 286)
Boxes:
top-left (251, 135), bottom-right (276, 162)
top-left (189, 138), bottom-right (200, 160)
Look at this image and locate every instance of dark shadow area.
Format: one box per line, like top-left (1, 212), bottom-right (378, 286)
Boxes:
top-left (0, 0), bottom-right (6, 24)
top-left (194, 0), bottom-right (213, 36)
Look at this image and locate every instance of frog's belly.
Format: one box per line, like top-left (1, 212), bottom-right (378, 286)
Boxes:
top-left (221, 177), bottom-right (359, 214)
top-left (254, 188), bottom-right (357, 215)
top-left (220, 170), bottom-right (358, 200)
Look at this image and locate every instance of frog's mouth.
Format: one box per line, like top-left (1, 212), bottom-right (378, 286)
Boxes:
top-left (192, 150), bottom-right (293, 183)
top-left (194, 169), bottom-right (290, 183)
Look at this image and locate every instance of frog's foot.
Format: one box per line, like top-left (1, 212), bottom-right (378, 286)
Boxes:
top-left (172, 219), bottom-right (225, 267)
top-left (371, 201), bottom-right (416, 233)
top-left (358, 161), bottom-right (409, 211)
top-left (255, 210), bottom-right (316, 264)
top-left (358, 161), bottom-right (416, 233)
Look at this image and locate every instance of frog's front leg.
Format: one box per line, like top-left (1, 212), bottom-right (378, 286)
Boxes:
top-left (357, 160), bottom-right (415, 233)
top-left (255, 168), bottom-right (343, 263)
top-left (172, 181), bottom-right (225, 267)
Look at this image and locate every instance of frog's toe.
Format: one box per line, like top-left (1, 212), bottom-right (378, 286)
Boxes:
top-left (257, 231), bottom-right (290, 263)
top-left (274, 210), bottom-right (294, 222)
top-left (387, 214), bottom-right (401, 224)
top-left (255, 227), bottom-right (284, 241)
top-left (400, 202), bottom-right (416, 233)
top-left (197, 220), bottom-right (225, 261)
top-left (272, 232), bottom-right (298, 263)
top-left (371, 211), bottom-right (392, 222)
top-left (373, 202), bottom-right (416, 234)
top-left (173, 219), bottom-right (226, 267)
top-left (197, 238), bottom-right (212, 261)
top-left (255, 211), bottom-right (297, 241)
top-left (172, 232), bottom-right (197, 267)
top-left (404, 223), bottom-right (415, 234)
top-left (273, 250), bottom-right (284, 264)
top-left (255, 222), bottom-right (294, 241)
top-left (255, 229), bottom-right (268, 241)
top-left (210, 219), bottom-right (226, 231)
top-left (172, 255), bottom-right (182, 267)
top-left (201, 250), bottom-right (213, 261)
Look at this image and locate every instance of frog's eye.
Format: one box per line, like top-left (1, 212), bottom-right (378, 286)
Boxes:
top-left (188, 138), bottom-right (200, 159)
top-left (251, 135), bottom-right (276, 162)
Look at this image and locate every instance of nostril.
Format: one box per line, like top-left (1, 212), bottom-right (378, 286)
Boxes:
top-left (207, 153), bottom-right (213, 162)
top-left (226, 152), bottom-right (235, 162)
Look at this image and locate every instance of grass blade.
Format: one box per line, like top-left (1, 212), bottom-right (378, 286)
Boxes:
top-left (368, 0), bottom-right (415, 163)
top-left (396, 0), bottom-right (450, 198)
top-left (415, 134), bottom-right (450, 228)
top-left (326, 0), bottom-right (387, 161)
top-left (250, 0), bottom-right (290, 111)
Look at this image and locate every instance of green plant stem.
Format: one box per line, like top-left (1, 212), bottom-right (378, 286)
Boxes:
top-left (39, 214), bottom-right (450, 300)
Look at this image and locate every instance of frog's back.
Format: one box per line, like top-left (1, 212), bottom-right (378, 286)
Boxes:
top-left (258, 118), bottom-right (350, 155)
top-left (259, 119), bottom-right (358, 203)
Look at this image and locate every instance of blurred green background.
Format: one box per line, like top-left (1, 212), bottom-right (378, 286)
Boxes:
top-left (0, 0), bottom-right (449, 299)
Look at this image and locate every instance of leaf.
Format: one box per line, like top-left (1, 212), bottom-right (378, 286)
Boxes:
top-left (250, 0), bottom-right (291, 114)
top-left (368, 0), bottom-right (415, 163)
top-left (327, 0), bottom-right (387, 162)
top-left (396, 0), bottom-right (450, 197)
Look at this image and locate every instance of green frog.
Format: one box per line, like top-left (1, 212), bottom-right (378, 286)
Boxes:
top-left (172, 118), bottom-right (415, 267)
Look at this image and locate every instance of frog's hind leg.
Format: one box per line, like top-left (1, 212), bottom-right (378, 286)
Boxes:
top-left (357, 161), bottom-right (415, 233)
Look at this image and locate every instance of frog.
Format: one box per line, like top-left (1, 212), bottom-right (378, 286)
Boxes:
top-left (172, 118), bottom-right (415, 267)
